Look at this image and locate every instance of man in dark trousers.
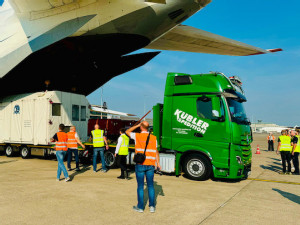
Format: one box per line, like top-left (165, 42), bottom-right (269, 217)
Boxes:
top-left (114, 128), bottom-right (130, 179)
top-left (276, 130), bottom-right (292, 175)
top-left (291, 130), bottom-right (299, 175)
top-left (267, 133), bottom-right (275, 151)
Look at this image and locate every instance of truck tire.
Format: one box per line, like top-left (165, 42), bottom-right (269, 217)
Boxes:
top-left (104, 151), bottom-right (117, 168)
top-left (182, 154), bottom-right (212, 181)
top-left (5, 145), bottom-right (14, 157)
top-left (20, 146), bottom-right (30, 159)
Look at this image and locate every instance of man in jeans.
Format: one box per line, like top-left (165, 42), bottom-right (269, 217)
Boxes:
top-left (67, 126), bottom-right (85, 171)
top-left (126, 121), bottom-right (161, 213)
top-left (90, 124), bottom-right (109, 172)
top-left (51, 124), bottom-right (70, 182)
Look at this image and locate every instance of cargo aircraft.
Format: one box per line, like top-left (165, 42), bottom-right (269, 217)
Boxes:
top-left (0, 0), bottom-right (281, 97)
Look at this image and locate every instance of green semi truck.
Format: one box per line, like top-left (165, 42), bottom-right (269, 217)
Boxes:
top-left (152, 72), bottom-right (252, 181)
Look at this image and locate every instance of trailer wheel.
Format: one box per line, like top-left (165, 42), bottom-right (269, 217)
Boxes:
top-left (104, 151), bottom-right (117, 168)
top-left (20, 146), bottom-right (30, 159)
top-left (5, 145), bottom-right (14, 157)
top-left (182, 154), bottom-right (212, 181)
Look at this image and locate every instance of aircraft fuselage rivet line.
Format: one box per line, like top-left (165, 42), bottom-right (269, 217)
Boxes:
top-left (248, 178), bottom-right (300, 185)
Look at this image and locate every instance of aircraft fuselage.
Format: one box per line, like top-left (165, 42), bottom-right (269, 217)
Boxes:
top-left (0, 0), bottom-right (210, 96)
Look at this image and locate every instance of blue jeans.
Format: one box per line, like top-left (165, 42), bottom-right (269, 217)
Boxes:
top-left (56, 151), bottom-right (69, 179)
top-left (67, 148), bottom-right (79, 169)
top-left (93, 147), bottom-right (106, 171)
top-left (135, 164), bottom-right (155, 209)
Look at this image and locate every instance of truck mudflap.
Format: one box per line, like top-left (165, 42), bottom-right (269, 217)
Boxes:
top-left (243, 164), bottom-right (252, 178)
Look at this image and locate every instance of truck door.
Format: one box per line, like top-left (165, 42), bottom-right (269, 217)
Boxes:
top-left (171, 94), bottom-right (230, 166)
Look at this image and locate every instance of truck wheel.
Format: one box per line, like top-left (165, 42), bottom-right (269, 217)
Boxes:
top-left (104, 151), bottom-right (117, 168)
top-left (183, 154), bottom-right (212, 181)
top-left (20, 146), bottom-right (30, 159)
top-left (5, 145), bottom-right (14, 157)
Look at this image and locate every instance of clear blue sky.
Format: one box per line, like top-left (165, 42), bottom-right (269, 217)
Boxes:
top-left (88, 0), bottom-right (300, 127)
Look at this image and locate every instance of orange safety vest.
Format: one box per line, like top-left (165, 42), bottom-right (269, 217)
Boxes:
top-left (67, 132), bottom-right (78, 149)
top-left (55, 132), bottom-right (68, 151)
top-left (135, 133), bottom-right (157, 166)
top-left (267, 135), bottom-right (275, 141)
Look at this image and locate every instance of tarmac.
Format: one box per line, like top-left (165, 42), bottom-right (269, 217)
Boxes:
top-left (0, 133), bottom-right (300, 225)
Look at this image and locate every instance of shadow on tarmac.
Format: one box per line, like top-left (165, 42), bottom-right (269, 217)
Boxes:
top-left (260, 164), bottom-right (282, 172)
top-left (69, 165), bottom-right (91, 180)
top-left (144, 181), bottom-right (165, 207)
top-left (270, 157), bottom-right (281, 161)
top-left (0, 160), bottom-right (17, 165)
top-left (273, 188), bottom-right (300, 205)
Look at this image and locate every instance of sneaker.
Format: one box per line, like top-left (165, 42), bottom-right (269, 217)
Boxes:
top-left (93, 170), bottom-right (97, 173)
top-left (149, 206), bottom-right (156, 213)
top-left (75, 168), bottom-right (81, 172)
top-left (101, 169), bottom-right (107, 173)
top-left (279, 171), bottom-right (286, 175)
top-left (133, 206), bottom-right (143, 213)
top-left (117, 176), bottom-right (125, 179)
top-left (286, 172), bottom-right (292, 175)
top-left (68, 168), bottom-right (72, 171)
top-left (65, 177), bottom-right (71, 182)
top-left (56, 179), bottom-right (60, 182)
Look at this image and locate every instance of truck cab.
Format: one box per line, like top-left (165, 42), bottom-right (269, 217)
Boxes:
top-left (153, 72), bottom-right (252, 180)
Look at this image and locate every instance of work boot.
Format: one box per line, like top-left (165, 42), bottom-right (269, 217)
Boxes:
top-left (124, 171), bottom-right (129, 179)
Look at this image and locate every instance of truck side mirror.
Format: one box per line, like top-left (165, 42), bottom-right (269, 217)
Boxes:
top-left (212, 97), bottom-right (224, 122)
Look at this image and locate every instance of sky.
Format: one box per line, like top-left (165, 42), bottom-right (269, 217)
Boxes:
top-left (88, 0), bottom-right (300, 127)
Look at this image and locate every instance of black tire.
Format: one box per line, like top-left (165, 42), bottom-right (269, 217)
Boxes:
top-left (5, 145), bottom-right (14, 157)
top-left (104, 151), bottom-right (117, 168)
top-left (182, 154), bottom-right (212, 181)
top-left (20, 146), bottom-right (30, 159)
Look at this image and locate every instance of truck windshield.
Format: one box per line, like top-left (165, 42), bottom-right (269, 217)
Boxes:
top-left (227, 98), bottom-right (249, 125)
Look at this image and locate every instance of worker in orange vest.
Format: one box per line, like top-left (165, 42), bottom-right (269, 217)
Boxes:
top-left (67, 126), bottom-right (85, 172)
top-left (126, 121), bottom-right (161, 213)
top-left (51, 124), bottom-right (70, 182)
top-left (267, 132), bottom-right (275, 151)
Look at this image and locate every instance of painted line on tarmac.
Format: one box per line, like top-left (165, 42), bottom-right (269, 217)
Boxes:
top-left (198, 171), bottom-right (264, 225)
top-left (248, 178), bottom-right (300, 185)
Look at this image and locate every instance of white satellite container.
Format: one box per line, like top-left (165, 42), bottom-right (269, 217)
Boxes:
top-left (0, 91), bottom-right (90, 156)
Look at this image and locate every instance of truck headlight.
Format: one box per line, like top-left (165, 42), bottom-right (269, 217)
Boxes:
top-left (236, 156), bottom-right (243, 165)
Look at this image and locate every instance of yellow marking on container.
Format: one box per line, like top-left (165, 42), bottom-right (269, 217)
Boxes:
top-left (248, 178), bottom-right (300, 185)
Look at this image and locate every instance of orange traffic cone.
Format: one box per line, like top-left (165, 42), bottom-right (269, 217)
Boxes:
top-left (255, 145), bottom-right (261, 154)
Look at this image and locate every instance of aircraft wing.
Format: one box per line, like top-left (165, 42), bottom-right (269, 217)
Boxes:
top-left (146, 25), bottom-right (282, 56)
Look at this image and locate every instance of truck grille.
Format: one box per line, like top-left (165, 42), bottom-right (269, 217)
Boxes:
top-left (241, 145), bottom-right (251, 158)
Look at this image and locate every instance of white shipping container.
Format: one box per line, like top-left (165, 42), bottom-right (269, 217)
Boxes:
top-left (0, 91), bottom-right (90, 146)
